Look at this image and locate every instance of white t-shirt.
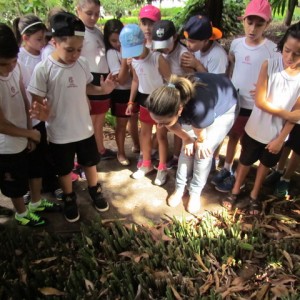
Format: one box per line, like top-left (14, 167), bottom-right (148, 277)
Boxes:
top-left (18, 47), bottom-right (42, 126)
top-left (230, 37), bottom-right (280, 109)
top-left (245, 57), bottom-right (300, 143)
top-left (81, 26), bottom-right (109, 74)
top-left (0, 65), bottom-right (28, 154)
top-left (27, 56), bottom-right (94, 144)
top-left (164, 42), bottom-right (188, 75)
top-left (132, 51), bottom-right (164, 94)
top-left (41, 43), bottom-right (55, 61)
top-left (194, 41), bottom-right (228, 74)
top-left (106, 49), bottom-right (131, 90)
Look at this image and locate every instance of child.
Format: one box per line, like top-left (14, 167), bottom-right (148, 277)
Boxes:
top-left (27, 12), bottom-right (115, 222)
top-left (139, 4), bottom-right (161, 48)
top-left (120, 24), bottom-right (171, 185)
top-left (76, 0), bottom-right (116, 160)
top-left (212, 0), bottom-right (281, 193)
top-left (264, 125), bottom-right (300, 198)
top-left (151, 19), bottom-right (192, 170)
top-left (146, 73), bottom-right (239, 214)
top-left (224, 21), bottom-right (300, 214)
top-left (13, 14), bottom-right (61, 212)
top-left (180, 15), bottom-right (228, 74)
top-left (0, 23), bottom-right (45, 226)
top-left (104, 19), bottom-right (140, 166)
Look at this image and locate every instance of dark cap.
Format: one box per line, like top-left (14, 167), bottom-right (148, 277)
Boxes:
top-left (152, 20), bottom-right (176, 50)
top-left (50, 12), bottom-right (85, 37)
top-left (183, 15), bottom-right (222, 41)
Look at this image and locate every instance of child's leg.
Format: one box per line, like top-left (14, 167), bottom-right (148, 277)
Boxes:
top-left (12, 197), bottom-right (28, 214)
top-left (283, 151), bottom-right (300, 179)
top-left (224, 134), bottom-right (240, 171)
top-left (231, 163), bottom-right (251, 195)
top-left (59, 173), bottom-right (73, 194)
top-left (91, 113), bottom-right (106, 153)
top-left (115, 117), bottom-right (129, 162)
top-left (128, 112), bottom-right (140, 152)
top-left (82, 165), bottom-right (98, 187)
top-left (139, 122), bottom-right (153, 163)
top-left (277, 146), bottom-right (292, 172)
top-left (250, 163), bottom-right (270, 199)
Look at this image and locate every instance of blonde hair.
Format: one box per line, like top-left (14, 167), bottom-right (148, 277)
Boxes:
top-left (146, 74), bottom-right (198, 117)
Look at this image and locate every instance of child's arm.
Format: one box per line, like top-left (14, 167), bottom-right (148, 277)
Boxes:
top-left (180, 52), bottom-right (207, 72)
top-left (166, 122), bottom-right (195, 156)
top-left (117, 59), bottom-right (131, 85)
top-left (86, 73), bottom-right (116, 95)
top-left (0, 107), bottom-right (40, 143)
top-left (226, 52), bottom-right (235, 78)
top-left (125, 68), bottom-right (138, 116)
top-left (255, 61), bottom-right (300, 122)
top-left (158, 55), bottom-right (171, 81)
top-left (266, 121), bottom-right (295, 154)
top-left (30, 98), bottom-right (50, 121)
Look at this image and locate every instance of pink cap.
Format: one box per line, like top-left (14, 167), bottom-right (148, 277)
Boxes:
top-left (243, 0), bottom-right (272, 21)
top-left (139, 5), bottom-right (161, 22)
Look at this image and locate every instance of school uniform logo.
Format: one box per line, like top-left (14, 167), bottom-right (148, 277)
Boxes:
top-left (10, 86), bottom-right (19, 98)
top-left (67, 76), bottom-right (78, 88)
top-left (243, 55), bottom-right (251, 65)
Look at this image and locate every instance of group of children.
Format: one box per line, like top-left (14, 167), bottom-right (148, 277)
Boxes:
top-left (0, 0), bottom-right (300, 225)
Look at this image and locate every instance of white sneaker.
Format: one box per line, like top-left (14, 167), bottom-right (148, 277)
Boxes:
top-left (187, 194), bottom-right (201, 214)
top-left (131, 165), bottom-right (154, 179)
top-left (167, 190), bottom-right (183, 208)
top-left (154, 170), bottom-right (168, 186)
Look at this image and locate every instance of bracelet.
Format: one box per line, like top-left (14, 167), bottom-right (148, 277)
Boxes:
top-left (127, 101), bottom-right (135, 106)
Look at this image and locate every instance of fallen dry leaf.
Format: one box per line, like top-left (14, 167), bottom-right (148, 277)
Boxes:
top-left (17, 268), bottom-right (27, 285)
top-left (255, 283), bottom-right (270, 300)
top-left (199, 274), bottom-right (214, 294)
top-left (84, 278), bottom-right (94, 292)
top-left (31, 256), bottom-right (57, 264)
top-left (270, 284), bottom-right (289, 298)
top-left (170, 284), bottom-right (183, 300)
top-left (195, 253), bottom-right (209, 272)
top-left (282, 250), bottom-right (294, 269)
top-left (38, 287), bottom-right (65, 296)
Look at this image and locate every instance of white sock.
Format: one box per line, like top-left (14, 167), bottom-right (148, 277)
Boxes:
top-left (280, 177), bottom-right (290, 182)
top-left (29, 200), bottom-right (41, 208)
top-left (276, 168), bottom-right (284, 174)
top-left (224, 162), bottom-right (232, 172)
top-left (16, 209), bottom-right (28, 218)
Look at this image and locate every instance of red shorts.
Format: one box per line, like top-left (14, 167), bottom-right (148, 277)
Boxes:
top-left (228, 115), bottom-right (249, 138)
top-left (139, 105), bottom-right (156, 125)
top-left (90, 99), bottom-right (111, 115)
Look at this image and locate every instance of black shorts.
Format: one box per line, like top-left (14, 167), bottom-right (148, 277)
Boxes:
top-left (28, 121), bottom-right (48, 178)
top-left (0, 149), bottom-right (29, 198)
top-left (285, 124), bottom-right (300, 155)
top-left (49, 135), bottom-right (100, 176)
top-left (110, 89), bottom-right (130, 118)
top-left (239, 133), bottom-right (283, 168)
top-left (135, 92), bottom-right (149, 107)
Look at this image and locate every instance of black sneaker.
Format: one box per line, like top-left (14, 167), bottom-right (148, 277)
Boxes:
top-left (63, 192), bottom-right (80, 222)
top-left (100, 149), bottom-right (117, 160)
top-left (88, 183), bottom-right (109, 212)
top-left (211, 168), bottom-right (231, 186)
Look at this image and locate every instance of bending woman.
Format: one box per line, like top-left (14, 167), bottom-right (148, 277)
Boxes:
top-left (146, 73), bottom-right (239, 213)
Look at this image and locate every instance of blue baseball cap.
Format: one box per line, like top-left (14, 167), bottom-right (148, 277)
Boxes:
top-left (119, 24), bottom-right (145, 58)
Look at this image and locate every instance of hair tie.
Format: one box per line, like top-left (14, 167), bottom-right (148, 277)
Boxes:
top-left (167, 83), bottom-right (176, 88)
top-left (20, 22), bottom-right (42, 35)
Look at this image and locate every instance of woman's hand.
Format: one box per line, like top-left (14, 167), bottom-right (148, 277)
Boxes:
top-left (195, 141), bottom-right (212, 159)
top-left (182, 136), bottom-right (195, 156)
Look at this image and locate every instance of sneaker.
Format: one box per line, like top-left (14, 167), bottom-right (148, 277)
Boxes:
top-left (264, 170), bottom-right (282, 186)
top-left (71, 172), bottom-right (79, 182)
top-left (53, 188), bottom-right (63, 201)
top-left (100, 149), bottom-right (117, 160)
top-left (88, 183), bottom-right (109, 212)
top-left (154, 170), bottom-right (168, 186)
top-left (186, 194), bottom-right (201, 214)
top-left (215, 175), bottom-right (235, 193)
top-left (166, 157), bottom-right (178, 170)
top-left (137, 154), bottom-right (143, 169)
top-left (15, 211), bottom-right (46, 226)
top-left (211, 168), bottom-right (231, 186)
top-left (29, 198), bottom-right (61, 213)
top-left (131, 165), bottom-right (154, 179)
top-left (274, 179), bottom-right (289, 198)
top-left (63, 193), bottom-right (80, 223)
top-left (167, 190), bottom-right (184, 207)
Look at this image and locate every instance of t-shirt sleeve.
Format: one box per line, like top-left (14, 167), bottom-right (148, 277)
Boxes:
top-left (27, 62), bottom-right (48, 98)
top-left (207, 46), bottom-right (228, 74)
top-left (106, 49), bottom-right (121, 76)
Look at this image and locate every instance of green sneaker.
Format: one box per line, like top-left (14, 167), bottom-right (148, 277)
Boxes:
top-left (274, 180), bottom-right (289, 198)
top-left (29, 198), bottom-right (61, 213)
top-left (15, 211), bottom-right (46, 226)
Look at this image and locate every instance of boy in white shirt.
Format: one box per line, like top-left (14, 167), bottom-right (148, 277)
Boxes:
top-left (28, 12), bottom-right (115, 222)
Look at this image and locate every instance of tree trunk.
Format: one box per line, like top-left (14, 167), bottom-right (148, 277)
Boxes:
top-left (284, 0), bottom-right (297, 26)
top-left (205, 0), bottom-right (223, 29)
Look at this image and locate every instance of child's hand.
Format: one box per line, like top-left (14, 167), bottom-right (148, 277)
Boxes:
top-left (125, 103), bottom-right (133, 115)
top-left (266, 137), bottom-right (284, 154)
top-left (100, 74), bottom-right (117, 94)
top-left (30, 99), bottom-right (49, 121)
top-left (27, 140), bottom-right (37, 152)
top-left (30, 129), bottom-right (41, 144)
top-left (180, 52), bottom-right (197, 69)
top-left (127, 58), bottom-right (132, 66)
